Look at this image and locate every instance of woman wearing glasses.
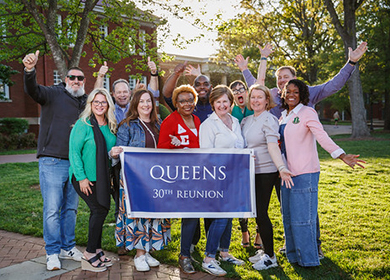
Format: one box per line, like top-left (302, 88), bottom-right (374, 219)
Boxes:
top-left (69, 88), bottom-right (122, 272)
top-left (158, 85), bottom-right (201, 274)
top-left (115, 89), bottom-right (170, 272)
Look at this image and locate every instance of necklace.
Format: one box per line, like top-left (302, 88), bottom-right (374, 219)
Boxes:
top-left (138, 118), bottom-right (157, 148)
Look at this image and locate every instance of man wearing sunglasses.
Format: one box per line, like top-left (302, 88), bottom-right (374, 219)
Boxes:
top-left (23, 50), bottom-right (87, 271)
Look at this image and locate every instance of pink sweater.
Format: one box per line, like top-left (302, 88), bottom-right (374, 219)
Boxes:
top-left (281, 104), bottom-right (344, 176)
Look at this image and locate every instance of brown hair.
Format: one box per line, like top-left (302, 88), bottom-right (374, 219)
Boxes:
top-left (209, 85), bottom-right (234, 111)
top-left (275, 66), bottom-right (296, 77)
top-left (121, 89), bottom-right (160, 132)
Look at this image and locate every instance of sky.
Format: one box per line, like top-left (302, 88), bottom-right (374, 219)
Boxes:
top-left (140, 0), bottom-right (242, 58)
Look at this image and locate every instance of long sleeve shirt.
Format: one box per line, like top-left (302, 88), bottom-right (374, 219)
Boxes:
top-left (157, 110), bottom-right (200, 149)
top-left (69, 119), bottom-right (116, 182)
top-left (279, 104), bottom-right (344, 176)
top-left (241, 111), bottom-right (279, 174)
top-left (243, 62), bottom-right (356, 118)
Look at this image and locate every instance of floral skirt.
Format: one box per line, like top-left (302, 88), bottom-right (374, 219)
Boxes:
top-left (115, 183), bottom-right (171, 252)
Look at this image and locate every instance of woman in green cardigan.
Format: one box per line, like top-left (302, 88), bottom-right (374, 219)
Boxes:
top-left (69, 88), bottom-right (122, 272)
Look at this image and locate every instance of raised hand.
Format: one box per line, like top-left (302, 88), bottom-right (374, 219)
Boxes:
top-left (174, 61), bottom-right (188, 74)
top-left (349, 42), bottom-right (368, 63)
top-left (147, 57), bottom-right (157, 75)
top-left (98, 61), bottom-right (108, 77)
top-left (234, 54), bottom-right (249, 72)
top-left (259, 43), bottom-right (274, 58)
top-left (23, 50), bottom-right (40, 71)
top-left (185, 64), bottom-right (201, 77)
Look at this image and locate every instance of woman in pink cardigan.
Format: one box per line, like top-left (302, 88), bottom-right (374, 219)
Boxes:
top-left (279, 79), bottom-right (365, 267)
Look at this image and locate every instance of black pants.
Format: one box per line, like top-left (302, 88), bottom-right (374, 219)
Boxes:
top-left (72, 176), bottom-right (109, 253)
top-left (255, 172), bottom-right (279, 257)
top-left (111, 162), bottom-right (121, 220)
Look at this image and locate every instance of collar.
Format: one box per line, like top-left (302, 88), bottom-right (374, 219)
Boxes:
top-left (115, 103), bottom-right (129, 112)
top-left (280, 103), bottom-right (304, 124)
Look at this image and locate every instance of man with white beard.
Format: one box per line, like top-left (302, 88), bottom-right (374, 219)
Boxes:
top-left (23, 50), bottom-right (87, 271)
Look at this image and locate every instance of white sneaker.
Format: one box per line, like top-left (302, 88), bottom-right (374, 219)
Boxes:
top-left (220, 254), bottom-right (245, 266)
top-left (59, 246), bottom-right (83, 261)
top-left (134, 254), bottom-right (150, 272)
top-left (145, 252), bottom-right (160, 267)
top-left (252, 253), bottom-right (278, 270)
top-left (202, 259), bottom-right (227, 276)
top-left (46, 254), bottom-right (61, 271)
top-left (249, 249), bottom-right (265, 263)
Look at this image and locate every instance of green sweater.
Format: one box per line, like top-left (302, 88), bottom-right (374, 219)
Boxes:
top-left (69, 119), bottom-right (116, 182)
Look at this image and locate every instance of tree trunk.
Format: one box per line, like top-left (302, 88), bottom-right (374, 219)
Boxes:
top-left (325, 0), bottom-right (370, 137)
top-left (347, 65), bottom-right (370, 137)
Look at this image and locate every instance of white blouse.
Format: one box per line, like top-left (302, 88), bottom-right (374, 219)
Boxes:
top-left (199, 112), bottom-right (244, 149)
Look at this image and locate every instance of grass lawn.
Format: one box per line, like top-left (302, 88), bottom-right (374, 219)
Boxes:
top-left (0, 132), bottom-right (389, 279)
top-left (0, 148), bottom-right (37, 155)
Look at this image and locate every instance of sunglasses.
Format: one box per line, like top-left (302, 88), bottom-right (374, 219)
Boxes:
top-left (67, 75), bottom-right (85, 81)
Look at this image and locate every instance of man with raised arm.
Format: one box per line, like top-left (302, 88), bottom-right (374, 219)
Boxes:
top-left (235, 42), bottom-right (368, 118)
top-left (23, 50), bottom-right (87, 271)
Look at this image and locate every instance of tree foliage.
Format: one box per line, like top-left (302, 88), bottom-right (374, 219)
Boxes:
top-left (358, 0), bottom-right (390, 130)
top-left (215, 0), bottom-right (343, 86)
top-left (0, 0), bottom-right (163, 79)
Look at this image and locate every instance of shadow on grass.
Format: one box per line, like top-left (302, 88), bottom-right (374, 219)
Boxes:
top-left (290, 257), bottom-right (353, 280)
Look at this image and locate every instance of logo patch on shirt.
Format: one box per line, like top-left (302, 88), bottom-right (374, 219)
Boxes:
top-left (177, 124), bottom-right (186, 134)
top-left (292, 117), bottom-right (300, 124)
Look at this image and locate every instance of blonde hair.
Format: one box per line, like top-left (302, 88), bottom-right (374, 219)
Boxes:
top-left (209, 85), bottom-right (234, 111)
top-left (79, 88), bottom-right (117, 134)
top-left (247, 84), bottom-right (275, 111)
top-left (172, 85), bottom-right (198, 108)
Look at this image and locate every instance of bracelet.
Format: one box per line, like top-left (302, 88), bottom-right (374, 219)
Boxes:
top-left (151, 71), bottom-right (159, 76)
top-left (348, 60), bottom-right (357, 65)
top-left (260, 57), bottom-right (267, 61)
top-left (278, 165), bottom-right (286, 172)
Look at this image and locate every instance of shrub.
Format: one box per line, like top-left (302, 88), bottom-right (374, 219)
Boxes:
top-left (19, 133), bottom-right (37, 148)
top-left (0, 118), bottom-right (29, 135)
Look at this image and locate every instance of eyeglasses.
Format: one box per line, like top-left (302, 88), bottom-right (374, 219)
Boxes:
top-left (232, 87), bottom-right (246, 95)
top-left (67, 75), bottom-right (85, 81)
top-left (92, 100), bottom-right (108, 106)
top-left (177, 98), bottom-right (195, 105)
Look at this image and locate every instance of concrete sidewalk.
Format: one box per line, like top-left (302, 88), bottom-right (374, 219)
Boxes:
top-left (0, 230), bottom-right (223, 280)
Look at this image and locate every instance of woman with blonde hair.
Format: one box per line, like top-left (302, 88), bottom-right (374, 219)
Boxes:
top-left (241, 84), bottom-right (293, 270)
top-left (69, 88), bottom-right (122, 272)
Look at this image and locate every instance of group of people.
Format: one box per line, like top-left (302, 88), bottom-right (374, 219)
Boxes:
top-left (22, 41), bottom-right (366, 275)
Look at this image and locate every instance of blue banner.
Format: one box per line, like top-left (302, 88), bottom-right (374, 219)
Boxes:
top-left (119, 147), bottom-right (256, 218)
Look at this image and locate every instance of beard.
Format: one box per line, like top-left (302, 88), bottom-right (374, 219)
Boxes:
top-left (66, 84), bottom-right (85, 97)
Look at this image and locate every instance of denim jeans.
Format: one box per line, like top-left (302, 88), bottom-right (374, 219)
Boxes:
top-left (180, 218), bottom-right (199, 257)
top-left (39, 157), bottom-right (79, 255)
top-left (205, 218), bottom-right (232, 258)
top-left (281, 172), bottom-right (320, 267)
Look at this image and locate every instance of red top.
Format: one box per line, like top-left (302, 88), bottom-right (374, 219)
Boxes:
top-left (157, 110), bottom-right (200, 149)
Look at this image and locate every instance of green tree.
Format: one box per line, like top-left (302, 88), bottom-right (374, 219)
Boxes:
top-left (0, 64), bottom-right (18, 100)
top-left (0, 0), bottom-right (162, 79)
top-left (358, 0), bottom-right (390, 130)
top-left (324, 0), bottom-right (371, 137)
top-left (215, 0), bottom-right (341, 86)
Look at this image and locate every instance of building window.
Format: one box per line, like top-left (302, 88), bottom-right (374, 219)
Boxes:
top-left (0, 80), bottom-right (10, 100)
top-left (103, 76), bottom-right (110, 91)
top-left (100, 25), bottom-right (108, 40)
top-left (129, 29), bottom-right (146, 55)
top-left (128, 76), bottom-right (147, 90)
top-left (53, 70), bottom-right (62, 85)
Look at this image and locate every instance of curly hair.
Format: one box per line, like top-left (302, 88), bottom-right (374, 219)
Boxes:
top-left (281, 79), bottom-right (310, 110)
top-left (172, 85), bottom-right (198, 108)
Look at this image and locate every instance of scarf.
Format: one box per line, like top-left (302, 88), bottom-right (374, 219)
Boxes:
top-left (90, 114), bottom-right (111, 210)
